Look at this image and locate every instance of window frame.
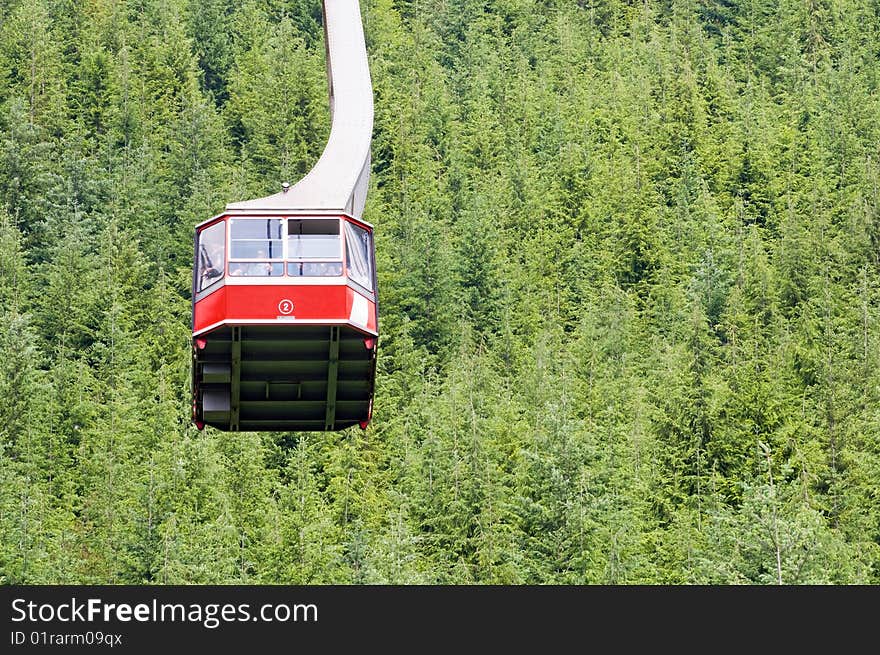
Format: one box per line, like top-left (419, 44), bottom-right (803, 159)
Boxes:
top-left (286, 217), bottom-right (344, 278)
top-left (200, 214), bottom-right (376, 294)
top-left (225, 216), bottom-right (347, 279)
top-left (227, 217), bottom-right (285, 277)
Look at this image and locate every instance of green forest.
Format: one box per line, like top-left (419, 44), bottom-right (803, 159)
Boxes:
top-left (1, 0), bottom-right (879, 584)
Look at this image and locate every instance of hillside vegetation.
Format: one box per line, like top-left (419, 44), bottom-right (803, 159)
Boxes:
top-left (1, 0), bottom-right (880, 583)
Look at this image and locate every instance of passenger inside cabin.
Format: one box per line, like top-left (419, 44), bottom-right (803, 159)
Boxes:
top-left (204, 244), bottom-right (224, 278)
top-left (302, 262), bottom-right (342, 276)
top-left (231, 250), bottom-right (274, 276)
top-left (249, 250), bottom-right (273, 275)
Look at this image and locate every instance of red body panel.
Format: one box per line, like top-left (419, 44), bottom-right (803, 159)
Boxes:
top-left (194, 283), bottom-right (377, 335)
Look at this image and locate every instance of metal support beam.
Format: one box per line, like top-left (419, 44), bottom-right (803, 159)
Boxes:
top-left (324, 326), bottom-right (340, 431)
top-left (223, 0), bottom-right (373, 219)
top-left (230, 327), bottom-right (241, 431)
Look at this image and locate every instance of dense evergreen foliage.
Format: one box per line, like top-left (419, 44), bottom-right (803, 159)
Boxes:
top-left (1, 0), bottom-right (879, 584)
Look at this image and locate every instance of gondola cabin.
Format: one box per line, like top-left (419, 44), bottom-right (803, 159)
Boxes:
top-left (191, 209), bottom-right (378, 432)
top-left (192, 0), bottom-right (376, 432)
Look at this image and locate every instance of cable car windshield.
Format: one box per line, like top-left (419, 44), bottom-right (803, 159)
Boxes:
top-left (222, 217), bottom-right (367, 280)
top-left (288, 218), bottom-right (342, 277)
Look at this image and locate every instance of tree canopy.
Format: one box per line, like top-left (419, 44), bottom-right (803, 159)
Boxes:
top-left (1, 0), bottom-right (879, 584)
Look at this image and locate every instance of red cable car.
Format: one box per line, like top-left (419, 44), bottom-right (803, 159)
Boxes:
top-left (190, 0), bottom-right (377, 432)
top-left (191, 203), bottom-right (377, 431)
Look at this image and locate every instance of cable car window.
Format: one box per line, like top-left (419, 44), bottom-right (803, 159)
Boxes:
top-left (344, 221), bottom-right (373, 291)
top-left (287, 219), bottom-right (341, 260)
top-left (230, 218), bottom-right (283, 260)
top-left (196, 221), bottom-right (225, 292)
top-left (229, 218), bottom-right (283, 276)
top-left (230, 261), bottom-right (284, 277)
